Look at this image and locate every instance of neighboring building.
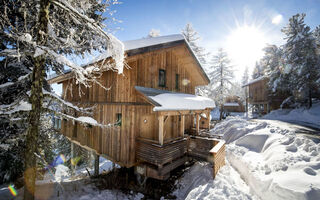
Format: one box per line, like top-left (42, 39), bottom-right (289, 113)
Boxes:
top-left (223, 96), bottom-right (245, 113)
top-left (243, 76), bottom-right (285, 114)
top-left (49, 34), bottom-right (225, 180)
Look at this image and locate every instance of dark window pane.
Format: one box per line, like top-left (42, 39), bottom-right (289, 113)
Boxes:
top-left (116, 113), bottom-right (122, 126)
top-left (175, 74), bottom-right (179, 90)
top-left (159, 69), bottom-right (166, 87)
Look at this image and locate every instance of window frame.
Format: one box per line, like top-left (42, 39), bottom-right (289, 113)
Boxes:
top-left (158, 69), bottom-right (166, 87)
top-left (116, 113), bottom-right (122, 127)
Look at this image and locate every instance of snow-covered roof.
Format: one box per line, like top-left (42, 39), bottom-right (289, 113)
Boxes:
top-left (123, 34), bottom-right (184, 51)
top-left (135, 86), bottom-right (215, 111)
top-left (223, 102), bottom-right (240, 107)
top-left (48, 34), bottom-right (210, 84)
top-left (242, 76), bottom-right (267, 87)
top-left (83, 34), bottom-right (185, 67)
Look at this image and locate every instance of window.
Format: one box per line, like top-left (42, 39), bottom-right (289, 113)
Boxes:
top-left (53, 117), bottom-right (61, 129)
top-left (116, 113), bottom-right (122, 126)
top-left (175, 74), bottom-right (179, 90)
top-left (158, 69), bottom-right (166, 87)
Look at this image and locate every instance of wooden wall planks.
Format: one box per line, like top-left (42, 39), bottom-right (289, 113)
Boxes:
top-left (60, 44), bottom-right (205, 167)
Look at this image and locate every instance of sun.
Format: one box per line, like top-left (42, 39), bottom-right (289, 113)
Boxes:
top-left (226, 25), bottom-right (267, 69)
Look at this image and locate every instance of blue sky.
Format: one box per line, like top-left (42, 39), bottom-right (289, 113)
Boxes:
top-left (108, 0), bottom-right (320, 78)
top-left (52, 0), bottom-right (320, 94)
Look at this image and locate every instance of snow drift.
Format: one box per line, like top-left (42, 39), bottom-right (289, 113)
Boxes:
top-left (209, 116), bottom-right (320, 200)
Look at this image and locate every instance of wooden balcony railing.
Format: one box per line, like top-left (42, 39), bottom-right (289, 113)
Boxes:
top-left (210, 140), bottom-right (226, 178)
top-left (136, 137), bottom-right (187, 167)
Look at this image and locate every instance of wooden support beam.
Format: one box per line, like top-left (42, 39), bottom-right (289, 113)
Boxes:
top-left (164, 116), bottom-right (169, 124)
top-left (71, 142), bottom-right (75, 176)
top-left (180, 115), bottom-right (185, 137)
top-left (94, 154), bottom-right (100, 176)
top-left (206, 109), bottom-right (211, 131)
top-left (196, 113), bottom-right (200, 135)
top-left (158, 110), bottom-right (204, 116)
top-left (159, 115), bottom-right (164, 145)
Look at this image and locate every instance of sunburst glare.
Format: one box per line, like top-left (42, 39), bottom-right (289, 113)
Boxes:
top-left (226, 25), bottom-right (267, 69)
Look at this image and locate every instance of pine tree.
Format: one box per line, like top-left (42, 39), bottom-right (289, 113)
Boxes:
top-left (252, 61), bottom-right (264, 79)
top-left (182, 23), bottom-right (208, 64)
top-left (281, 13), bottom-right (319, 108)
top-left (0, 0), bottom-right (124, 199)
top-left (241, 66), bottom-right (249, 112)
top-left (207, 48), bottom-right (234, 120)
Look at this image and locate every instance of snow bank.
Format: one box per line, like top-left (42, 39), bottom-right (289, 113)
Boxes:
top-left (209, 116), bottom-right (268, 143)
top-left (172, 161), bottom-right (257, 200)
top-left (263, 102), bottom-right (320, 129)
top-left (213, 117), bottom-right (320, 200)
top-left (150, 93), bottom-right (215, 111)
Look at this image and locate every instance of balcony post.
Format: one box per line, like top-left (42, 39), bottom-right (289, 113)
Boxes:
top-left (196, 113), bottom-right (200, 135)
top-left (159, 115), bottom-right (164, 145)
top-left (180, 115), bottom-right (185, 137)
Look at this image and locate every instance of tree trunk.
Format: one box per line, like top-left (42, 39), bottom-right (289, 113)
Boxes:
top-left (219, 104), bottom-right (223, 121)
top-left (24, 1), bottom-right (50, 200)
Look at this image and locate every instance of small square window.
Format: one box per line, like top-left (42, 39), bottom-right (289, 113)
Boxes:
top-left (159, 69), bottom-right (166, 87)
top-left (116, 113), bottom-right (122, 126)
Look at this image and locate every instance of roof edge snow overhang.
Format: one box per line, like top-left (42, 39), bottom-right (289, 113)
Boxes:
top-left (242, 76), bottom-right (268, 87)
top-left (135, 86), bottom-right (215, 112)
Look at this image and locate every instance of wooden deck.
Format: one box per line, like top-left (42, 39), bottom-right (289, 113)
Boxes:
top-left (136, 137), bottom-right (187, 167)
top-left (135, 135), bottom-right (225, 180)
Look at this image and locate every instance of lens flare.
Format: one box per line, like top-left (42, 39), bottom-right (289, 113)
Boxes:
top-left (182, 79), bottom-right (190, 86)
top-left (71, 156), bottom-right (81, 166)
top-left (54, 154), bottom-right (66, 166)
top-left (8, 185), bottom-right (17, 196)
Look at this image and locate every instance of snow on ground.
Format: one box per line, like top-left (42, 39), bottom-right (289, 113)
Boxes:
top-left (39, 156), bottom-right (115, 184)
top-left (172, 161), bottom-right (259, 200)
top-left (12, 157), bottom-right (138, 200)
top-left (262, 102), bottom-right (320, 129)
top-left (209, 116), bottom-right (320, 200)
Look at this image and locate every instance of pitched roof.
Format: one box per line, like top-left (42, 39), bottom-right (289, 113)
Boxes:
top-left (48, 34), bottom-right (209, 84)
top-left (124, 34), bottom-right (184, 51)
top-left (242, 76), bottom-right (267, 87)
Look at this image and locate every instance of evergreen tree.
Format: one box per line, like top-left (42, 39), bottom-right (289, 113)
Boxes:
top-left (241, 66), bottom-right (249, 112)
top-left (281, 13), bottom-right (319, 108)
top-left (182, 23), bottom-right (208, 64)
top-left (0, 0), bottom-right (124, 199)
top-left (207, 48), bottom-right (234, 120)
top-left (252, 61), bottom-right (264, 79)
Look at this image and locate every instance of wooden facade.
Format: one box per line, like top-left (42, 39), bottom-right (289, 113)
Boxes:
top-left (50, 35), bottom-right (225, 179)
top-left (223, 96), bottom-right (245, 113)
top-left (244, 77), bottom-right (286, 114)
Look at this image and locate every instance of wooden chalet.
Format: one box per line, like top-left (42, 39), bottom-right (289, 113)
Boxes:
top-left (243, 76), bottom-right (285, 114)
top-left (49, 34), bottom-right (225, 180)
top-left (223, 96), bottom-right (245, 113)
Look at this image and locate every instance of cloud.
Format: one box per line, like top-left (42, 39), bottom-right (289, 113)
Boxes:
top-left (272, 14), bottom-right (283, 25)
